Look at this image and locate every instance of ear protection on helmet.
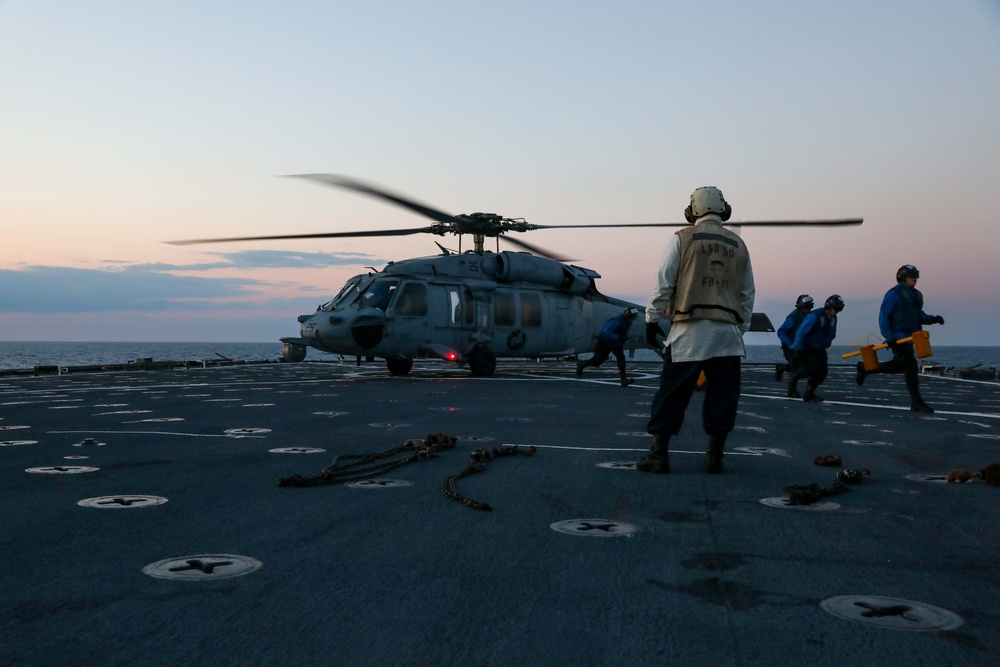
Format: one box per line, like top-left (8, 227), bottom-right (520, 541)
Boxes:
top-left (684, 203), bottom-right (732, 223)
top-left (896, 264), bottom-right (920, 282)
top-left (685, 186), bottom-right (732, 223)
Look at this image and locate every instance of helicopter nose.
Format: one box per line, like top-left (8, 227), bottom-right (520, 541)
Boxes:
top-left (300, 311), bottom-right (350, 344)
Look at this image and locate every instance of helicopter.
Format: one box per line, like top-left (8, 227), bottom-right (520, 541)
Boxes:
top-left (168, 175), bottom-right (862, 377)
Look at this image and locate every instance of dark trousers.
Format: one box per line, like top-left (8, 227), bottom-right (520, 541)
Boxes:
top-left (871, 342), bottom-right (921, 398)
top-left (587, 340), bottom-right (627, 372)
top-left (781, 344), bottom-right (795, 364)
top-left (647, 349), bottom-right (741, 436)
top-left (790, 349), bottom-right (828, 389)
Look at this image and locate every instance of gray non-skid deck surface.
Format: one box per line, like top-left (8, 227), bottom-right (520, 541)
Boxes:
top-left (2, 360), bottom-right (999, 666)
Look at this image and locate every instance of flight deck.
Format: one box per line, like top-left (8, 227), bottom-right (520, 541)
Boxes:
top-left (2, 359), bottom-right (999, 665)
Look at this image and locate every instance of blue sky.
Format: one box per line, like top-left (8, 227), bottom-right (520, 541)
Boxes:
top-left (2, 1), bottom-right (999, 346)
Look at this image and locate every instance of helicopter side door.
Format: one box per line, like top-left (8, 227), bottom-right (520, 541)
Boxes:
top-left (438, 285), bottom-right (475, 350)
top-left (488, 289), bottom-right (552, 357)
top-left (385, 280), bottom-right (431, 349)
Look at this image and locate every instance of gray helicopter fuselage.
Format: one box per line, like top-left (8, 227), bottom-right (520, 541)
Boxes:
top-left (282, 250), bottom-right (651, 374)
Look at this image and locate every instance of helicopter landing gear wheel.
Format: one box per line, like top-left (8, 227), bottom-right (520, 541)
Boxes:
top-left (282, 342), bottom-right (306, 363)
top-left (386, 357), bottom-right (413, 376)
top-left (468, 348), bottom-right (497, 377)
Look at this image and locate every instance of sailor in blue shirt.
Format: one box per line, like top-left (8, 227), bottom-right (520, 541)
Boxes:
top-left (577, 307), bottom-right (638, 387)
top-left (856, 264), bottom-right (944, 413)
top-left (774, 294), bottom-right (814, 382)
top-left (787, 295), bottom-right (844, 402)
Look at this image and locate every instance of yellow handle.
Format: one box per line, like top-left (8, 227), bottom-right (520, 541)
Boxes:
top-left (841, 336), bottom-right (914, 359)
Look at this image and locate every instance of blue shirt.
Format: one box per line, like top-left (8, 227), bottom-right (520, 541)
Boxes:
top-left (879, 283), bottom-right (935, 342)
top-left (776, 308), bottom-right (808, 346)
top-left (599, 314), bottom-right (633, 348)
top-left (790, 309), bottom-right (838, 351)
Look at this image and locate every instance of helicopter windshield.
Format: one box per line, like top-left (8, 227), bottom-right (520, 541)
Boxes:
top-left (359, 279), bottom-right (399, 311)
top-left (320, 277), bottom-right (363, 311)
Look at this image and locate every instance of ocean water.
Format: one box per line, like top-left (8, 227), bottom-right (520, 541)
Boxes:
top-left (1, 340), bottom-right (998, 372)
top-left (0, 341), bottom-right (283, 371)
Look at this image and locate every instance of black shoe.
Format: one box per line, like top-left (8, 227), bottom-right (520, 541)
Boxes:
top-left (855, 361), bottom-right (866, 386)
top-left (704, 433), bottom-right (726, 474)
top-left (636, 455), bottom-right (670, 473)
top-left (704, 454), bottom-right (724, 474)
top-left (910, 399), bottom-right (934, 413)
top-left (636, 435), bottom-right (670, 473)
top-left (802, 390), bottom-right (824, 403)
top-left (575, 360), bottom-right (585, 378)
top-left (774, 365), bottom-right (786, 382)
top-left (787, 388), bottom-right (801, 399)
top-left (620, 378), bottom-right (634, 387)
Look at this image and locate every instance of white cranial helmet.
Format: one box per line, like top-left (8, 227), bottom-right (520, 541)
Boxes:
top-left (685, 186), bottom-right (732, 222)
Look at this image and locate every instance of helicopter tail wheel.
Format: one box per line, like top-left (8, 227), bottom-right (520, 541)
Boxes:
top-left (469, 348), bottom-right (497, 377)
top-left (282, 342), bottom-right (307, 363)
top-left (386, 357), bottom-right (413, 376)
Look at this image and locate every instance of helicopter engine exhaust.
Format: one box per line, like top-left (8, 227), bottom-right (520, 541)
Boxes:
top-left (490, 251), bottom-right (593, 294)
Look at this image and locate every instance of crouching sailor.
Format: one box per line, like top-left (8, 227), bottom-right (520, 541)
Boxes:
top-left (787, 295), bottom-right (844, 402)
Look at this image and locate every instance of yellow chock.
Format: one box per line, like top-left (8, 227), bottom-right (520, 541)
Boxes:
top-left (842, 330), bottom-right (933, 368)
top-left (859, 345), bottom-right (880, 371)
top-left (911, 330), bottom-right (932, 358)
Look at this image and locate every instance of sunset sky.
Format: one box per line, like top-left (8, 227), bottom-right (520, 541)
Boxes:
top-left (2, 1), bottom-right (999, 348)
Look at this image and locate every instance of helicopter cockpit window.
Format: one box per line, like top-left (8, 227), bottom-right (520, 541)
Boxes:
top-left (323, 279), bottom-right (362, 310)
top-left (520, 293), bottom-right (542, 328)
top-left (494, 291), bottom-right (515, 327)
top-left (394, 282), bottom-right (428, 317)
top-left (360, 279), bottom-right (399, 311)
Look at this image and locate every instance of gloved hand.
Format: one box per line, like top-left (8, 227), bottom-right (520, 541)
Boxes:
top-left (645, 322), bottom-right (662, 348)
top-left (933, 315), bottom-right (945, 325)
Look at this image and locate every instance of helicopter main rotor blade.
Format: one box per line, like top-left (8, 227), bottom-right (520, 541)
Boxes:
top-left (499, 235), bottom-right (573, 263)
top-left (284, 174), bottom-right (465, 225)
top-left (525, 218), bottom-right (863, 230)
top-left (165, 227), bottom-right (436, 246)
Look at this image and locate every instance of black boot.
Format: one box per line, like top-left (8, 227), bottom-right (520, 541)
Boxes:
top-left (619, 370), bottom-right (634, 387)
top-left (636, 434), bottom-right (670, 473)
top-left (787, 378), bottom-right (801, 399)
top-left (575, 359), bottom-right (586, 378)
top-left (802, 386), bottom-right (824, 403)
top-left (705, 432), bottom-right (726, 474)
top-left (775, 364), bottom-right (787, 382)
top-left (910, 397), bottom-right (934, 413)
top-left (855, 361), bottom-right (867, 386)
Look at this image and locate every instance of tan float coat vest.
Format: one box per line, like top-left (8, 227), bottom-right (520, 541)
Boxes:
top-left (668, 221), bottom-right (749, 325)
